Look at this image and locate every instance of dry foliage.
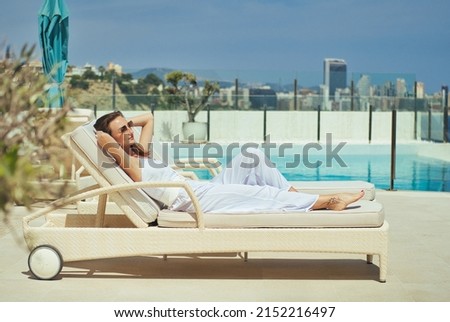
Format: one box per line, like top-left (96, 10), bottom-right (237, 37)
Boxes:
top-left (0, 44), bottom-right (71, 218)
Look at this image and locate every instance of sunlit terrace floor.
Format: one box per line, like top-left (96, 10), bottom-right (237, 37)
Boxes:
top-left (1, 188), bottom-right (449, 302)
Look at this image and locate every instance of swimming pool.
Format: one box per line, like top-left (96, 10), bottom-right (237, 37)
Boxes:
top-left (166, 143), bottom-right (450, 192)
top-left (276, 152), bottom-right (449, 192)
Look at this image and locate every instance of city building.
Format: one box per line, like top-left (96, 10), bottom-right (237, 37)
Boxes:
top-left (396, 78), bottom-right (407, 97)
top-left (415, 82), bottom-right (425, 99)
top-left (323, 58), bottom-right (347, 100)
top-left (357, 74), bottom-right (371, 97)
top-left (107, 62), bottom-right (123, 75)
top-left (249, 87), bottom-right (277, 110)
top-left (218, 87), bottom-right (250, 109)
top-left (69, 63), bottom-right (101, 77)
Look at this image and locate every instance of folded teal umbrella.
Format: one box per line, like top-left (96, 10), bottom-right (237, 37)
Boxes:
top-left (38, 0), bottom-right (69, 108)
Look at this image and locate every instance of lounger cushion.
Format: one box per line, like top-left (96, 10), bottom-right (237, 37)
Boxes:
top-left (69, 121), bottom-right (160, 223)
top-left (158, 200), bottom-right (384, 228)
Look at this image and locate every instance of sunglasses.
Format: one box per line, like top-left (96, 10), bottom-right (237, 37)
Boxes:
top-left (118, 120), bottom-right (134, 134)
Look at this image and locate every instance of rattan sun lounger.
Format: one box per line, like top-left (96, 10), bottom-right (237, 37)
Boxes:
top-left (22, 122), bottom-right (388, 282)
top-left (72, 120), bottom-right (375, 216)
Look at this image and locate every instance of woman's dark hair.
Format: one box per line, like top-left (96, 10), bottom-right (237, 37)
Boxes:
top-left (93, 111), bottom-right (147, 157)
top-left (93, 110), bottom-right (124, 135)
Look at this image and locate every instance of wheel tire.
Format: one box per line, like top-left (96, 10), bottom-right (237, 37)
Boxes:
top-left (28, 245), bottom-right (63, 280)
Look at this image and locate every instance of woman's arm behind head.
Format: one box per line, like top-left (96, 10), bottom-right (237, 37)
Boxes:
top-left (95, 130), bottom-right (142, 182)
top-left (129, 112), bottom-right (154, 154)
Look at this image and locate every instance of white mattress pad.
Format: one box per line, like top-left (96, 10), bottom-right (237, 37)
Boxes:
top-left (158, 200), bottom-right (384, 228)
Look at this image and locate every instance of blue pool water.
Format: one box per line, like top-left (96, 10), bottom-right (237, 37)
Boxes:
top-left (168, 143), bottom-right (450, 192)
top-left (275, 153), bottom-right (449, 192)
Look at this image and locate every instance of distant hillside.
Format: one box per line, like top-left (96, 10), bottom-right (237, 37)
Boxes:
top-left (129, 67), bottom-right (318, 92)
top-left (70, 81), bottom-right (145, 111)
top-left (70, 68), bottom-right (318, 110)
top-left (130, 67), bottom-right (174, 81)
top-left (130, 67), bottom-right (235, 88)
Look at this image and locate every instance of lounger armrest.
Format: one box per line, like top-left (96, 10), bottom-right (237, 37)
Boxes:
top-left (23, 181), bottom-right (206, 230)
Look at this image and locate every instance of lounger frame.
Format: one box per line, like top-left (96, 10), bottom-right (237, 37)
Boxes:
top-left (23, 180), bottom-right (388, 282)
top-left (22, 123), bottom-right (388, 282)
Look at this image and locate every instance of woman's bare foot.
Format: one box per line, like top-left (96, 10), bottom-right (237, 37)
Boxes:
top-left (327, 190), bottom-right (365, 211)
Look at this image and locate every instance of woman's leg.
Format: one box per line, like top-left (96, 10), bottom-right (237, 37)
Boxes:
top-left (171, 182), bottom-right (317, 213)
top-left (211, 147), bottom-right (292, 190)
top-left (171, 183), bottom-right (364, 214)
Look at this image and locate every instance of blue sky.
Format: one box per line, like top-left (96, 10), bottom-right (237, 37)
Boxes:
top-left (1, 0), bottom-right (449, 92)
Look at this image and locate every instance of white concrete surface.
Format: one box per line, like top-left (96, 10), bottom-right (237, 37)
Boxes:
top-left (1, 190), bottom-right (449, 302)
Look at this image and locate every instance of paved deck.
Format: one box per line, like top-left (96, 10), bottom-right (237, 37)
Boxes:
top-left (1, 189), bottom-right (449, 302)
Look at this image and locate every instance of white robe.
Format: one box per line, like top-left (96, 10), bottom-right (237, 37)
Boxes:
top-left (141, 147), bottom-right (318, 214)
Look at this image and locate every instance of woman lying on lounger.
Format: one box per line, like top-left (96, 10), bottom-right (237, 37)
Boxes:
top-left (94, 111), bottom-right (364, 213)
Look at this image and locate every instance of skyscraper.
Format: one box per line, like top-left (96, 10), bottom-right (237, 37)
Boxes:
top-left (415, 82), bottom-right (425, 99)
top-left (323, 58), bottom-right (347, 99)
top-left (357, 74), bottom-right (371, 97)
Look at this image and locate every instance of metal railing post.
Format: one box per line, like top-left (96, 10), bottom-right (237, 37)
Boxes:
top-left (207, 104), bottom-right (211, 142)
top-left (234, 78), bottom-right (239, 110)
top-left (428, 105), bottom-right (432, 141)
top-left (294, 78), bottom-right (298, 111)
top-left (414, 81), bottom-right (418, 140)
top-left (368, 104), bottom-right (373, 143)
top-left (389, 109), bottom-right (397, 191)
top-left (263, 104), bottom-right (267, 142)
top-left (351, 80), bottom-right (354, 111)
top-left (317, 105), bottom-right (321, 142)
top-left (442, 85), bottom-right (449, 143)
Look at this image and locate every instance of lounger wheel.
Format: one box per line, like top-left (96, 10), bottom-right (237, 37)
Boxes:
top-left (28, 245), bottom-right (63, 280)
